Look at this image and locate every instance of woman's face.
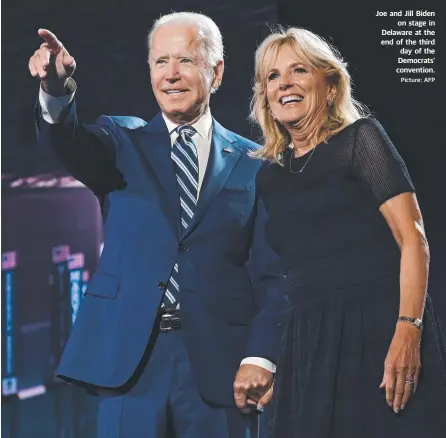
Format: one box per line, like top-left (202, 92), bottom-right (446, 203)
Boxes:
top-left (265, 44), bottom-right (329, 128)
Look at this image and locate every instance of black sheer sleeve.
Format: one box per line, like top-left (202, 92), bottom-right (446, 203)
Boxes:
top-left (352, 118), bottom-right (415, 205)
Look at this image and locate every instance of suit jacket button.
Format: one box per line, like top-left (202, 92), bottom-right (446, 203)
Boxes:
top-left (158, 281), bottom-right (167, 290)
top-left (177, 243), bottom-right (188, 252)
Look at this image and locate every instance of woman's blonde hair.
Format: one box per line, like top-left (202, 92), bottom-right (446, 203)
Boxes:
top-left (250, 27), bottom-right (369, 163)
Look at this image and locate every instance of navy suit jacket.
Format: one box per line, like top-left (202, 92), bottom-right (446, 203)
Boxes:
top-left (36, 101), bottom-right (288, 406)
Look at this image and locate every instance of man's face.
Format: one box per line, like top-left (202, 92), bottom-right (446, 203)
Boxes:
top-left (150, 24), bottom-right (223, 124)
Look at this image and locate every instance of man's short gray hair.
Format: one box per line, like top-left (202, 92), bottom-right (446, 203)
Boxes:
top-left (147, 12), bottom-right (224, 68)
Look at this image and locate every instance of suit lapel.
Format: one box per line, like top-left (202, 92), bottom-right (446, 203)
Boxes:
top-left (138, 113), bottom-right (181, 236)
top-left (182, 119), bottom-right (241, 239)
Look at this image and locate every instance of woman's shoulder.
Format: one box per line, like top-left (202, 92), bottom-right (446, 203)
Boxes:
top-left (257, 157), bottom-right (282, 175)
top-left (331, 117), bottom-right (388, 153)
top-left (349, 116), bottom-right (386, 138)
top-left (336, 116), bottom-right (380, 136)
top-left (255, 157), bottom-right (283, 189)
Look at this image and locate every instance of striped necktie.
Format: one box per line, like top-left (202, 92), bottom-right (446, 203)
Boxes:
top-left (162, 125), bottom-right (199, 310)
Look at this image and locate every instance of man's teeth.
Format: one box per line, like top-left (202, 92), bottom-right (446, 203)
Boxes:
top-left (281, 95), bottom-right (304, 104)
top-left (167, 90), bottom-right (184, 94)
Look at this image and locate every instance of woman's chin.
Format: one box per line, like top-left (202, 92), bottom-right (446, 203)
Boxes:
top-left (281, 116), bottom-right (304, 128)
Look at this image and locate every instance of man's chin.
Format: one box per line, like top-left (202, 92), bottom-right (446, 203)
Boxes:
top-left (162, 105), bottom-right (189, 117)
top-left (161, 106), bottom-right (201, 124)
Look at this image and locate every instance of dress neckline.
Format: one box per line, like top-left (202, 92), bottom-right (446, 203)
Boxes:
top-left (291, 146), bottom-right (317, 160)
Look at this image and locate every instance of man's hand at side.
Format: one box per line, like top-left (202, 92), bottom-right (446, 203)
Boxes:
top-left (233, 364), bottom-right (274, 411)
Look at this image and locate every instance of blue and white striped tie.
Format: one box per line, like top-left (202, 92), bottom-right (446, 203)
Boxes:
top-left (162, 125), bottom-right (199, 310)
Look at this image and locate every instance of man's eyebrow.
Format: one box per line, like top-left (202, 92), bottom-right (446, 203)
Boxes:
top-left (173, 53), bottom-right (198, 60)
top-left (151, 54), bottom-right (168, 61)
top-left (150, 53), bottom-right (200, 63)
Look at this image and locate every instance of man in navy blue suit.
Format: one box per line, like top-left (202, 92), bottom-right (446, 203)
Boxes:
top-left (29, 12), bottom-right (287, 438)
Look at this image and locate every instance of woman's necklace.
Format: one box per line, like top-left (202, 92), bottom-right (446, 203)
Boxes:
top-left (289, 145), bottom-right (317, 174)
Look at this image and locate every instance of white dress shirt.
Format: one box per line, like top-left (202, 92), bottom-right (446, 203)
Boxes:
top-left (161, 111), bottom-right (212, 198)
top-left (38, 83), bottom-right (276, 374)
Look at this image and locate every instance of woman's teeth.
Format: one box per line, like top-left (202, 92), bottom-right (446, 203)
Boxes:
top-left (280, 95), bottom-right (304, 104)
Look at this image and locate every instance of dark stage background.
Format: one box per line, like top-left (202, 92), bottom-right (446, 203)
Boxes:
top-left (2, 0), bottom-right (445, 437)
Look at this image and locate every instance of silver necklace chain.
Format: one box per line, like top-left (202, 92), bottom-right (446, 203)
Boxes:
top-left (289, 145), bottom-right (317, 174)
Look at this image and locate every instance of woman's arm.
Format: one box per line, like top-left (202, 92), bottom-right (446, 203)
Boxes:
top-left (380, 192), bottom-right (429, 321)
top-left (351, 118), bottom-right (426, 414)
top-left (379, 192), bottom-right (428, 414)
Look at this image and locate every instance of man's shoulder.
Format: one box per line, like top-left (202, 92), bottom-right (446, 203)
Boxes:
top-left (231, 132), bottom-right (261, 153)
top-left (96, 115), bottom-right (148, 131)
top-left (213, 121), bottom-right (261, 153)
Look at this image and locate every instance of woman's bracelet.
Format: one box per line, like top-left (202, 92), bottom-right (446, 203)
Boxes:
top-left (397, 316), bottom-right (423, 331)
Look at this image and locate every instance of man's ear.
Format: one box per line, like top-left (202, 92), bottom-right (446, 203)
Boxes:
top-left (211, 60), bottom-right (224, 91)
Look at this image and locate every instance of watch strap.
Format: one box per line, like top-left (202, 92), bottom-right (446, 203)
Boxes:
top-left (397, 316), bottom-right (423, 330)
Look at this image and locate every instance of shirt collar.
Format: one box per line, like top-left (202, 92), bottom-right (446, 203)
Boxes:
top-left (162, 109), bottom-right (213, 140)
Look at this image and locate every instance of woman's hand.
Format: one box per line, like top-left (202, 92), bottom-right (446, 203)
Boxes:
top-left (379, 323), bottom-right (422, 413)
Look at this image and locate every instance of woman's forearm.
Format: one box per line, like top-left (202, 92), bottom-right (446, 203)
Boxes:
top-left (398, 237), bottom-right (430, 320)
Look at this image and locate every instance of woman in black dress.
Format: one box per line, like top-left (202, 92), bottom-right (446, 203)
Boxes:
top-left (251, 27), bottom-right (446, 437)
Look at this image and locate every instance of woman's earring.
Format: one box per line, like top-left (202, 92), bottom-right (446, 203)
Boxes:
top-left (327, 98), bottom-right (333, 107)
top-left (271, 111), bottom-right (277, 120)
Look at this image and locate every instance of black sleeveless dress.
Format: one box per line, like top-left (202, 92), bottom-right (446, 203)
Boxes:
top-left (256, 118), bottom-right (446, 438)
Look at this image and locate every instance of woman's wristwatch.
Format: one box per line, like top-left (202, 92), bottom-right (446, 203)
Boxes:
top-left (397, 316), bottom-right (423, 331)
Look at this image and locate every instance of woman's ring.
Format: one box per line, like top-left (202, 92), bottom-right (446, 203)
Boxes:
top-left (405, 380), bottom-right (414, 386)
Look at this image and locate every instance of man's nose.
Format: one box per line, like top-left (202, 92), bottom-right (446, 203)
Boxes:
top-left (165, 61), bottom-right (181, 82)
